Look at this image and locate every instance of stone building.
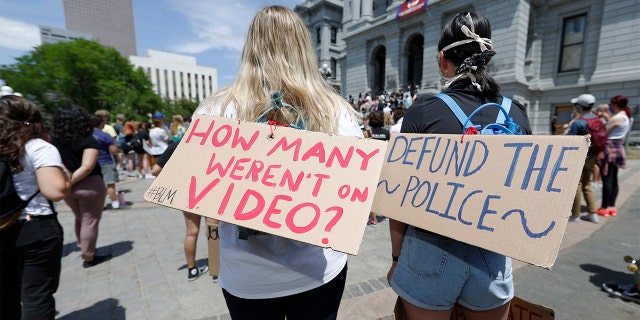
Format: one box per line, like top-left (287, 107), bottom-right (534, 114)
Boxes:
top-left (295, 0), bottom-right (639, 137)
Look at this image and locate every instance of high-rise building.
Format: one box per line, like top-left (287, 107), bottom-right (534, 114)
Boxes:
top-left (63, 0), bottom-right (137, 57)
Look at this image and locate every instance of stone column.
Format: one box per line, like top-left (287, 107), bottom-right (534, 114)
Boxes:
top-left (343, 0), bottom-right (352, 24)
top-left (351, 0), bottom-right (361, 21)
top-left (362, 0), bottom-right (373, 19)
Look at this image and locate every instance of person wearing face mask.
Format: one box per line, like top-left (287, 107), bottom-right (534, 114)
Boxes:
top-left (387, 11), bottom-right (531, 320)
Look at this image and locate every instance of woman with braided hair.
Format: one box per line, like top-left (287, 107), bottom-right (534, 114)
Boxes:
top-left (386, 12), bottom-right (532, 320)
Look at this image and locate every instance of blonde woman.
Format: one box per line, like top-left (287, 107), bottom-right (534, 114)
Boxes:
top-left (194, 6), bottom-right (362, 319)
top-left (170, 115), bottom-right (186, 143)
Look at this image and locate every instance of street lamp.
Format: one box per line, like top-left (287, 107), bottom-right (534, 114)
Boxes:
top-left (319, 62), bottom-right (332, 79)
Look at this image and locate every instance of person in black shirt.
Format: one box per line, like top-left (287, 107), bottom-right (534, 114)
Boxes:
top-left (387, 11), bottom-right (531, 320)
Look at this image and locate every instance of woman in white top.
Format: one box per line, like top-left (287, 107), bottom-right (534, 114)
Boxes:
top-left (194, 5), bottom-right (362, 320)
top-left (597, 95), bottom-right (631, 217)
top-left (143, 118), bottom-right (170, 167)
top-left (0, 95), bottom-right (71, 319)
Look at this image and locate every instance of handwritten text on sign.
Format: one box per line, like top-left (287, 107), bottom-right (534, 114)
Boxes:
top-left (372, 134), bottom-right (588, 267)
top-left (144, 115), bottom-right (387, 255)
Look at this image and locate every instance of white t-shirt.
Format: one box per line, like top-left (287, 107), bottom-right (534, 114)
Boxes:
top-left (390, 117), bottom-right (403, 134)
top-left (144, 127), bottom-right (169, 156)
top-left (196, 102), bottom-right (362, 299)
top-left (13, 139), bottom-right (64, 217)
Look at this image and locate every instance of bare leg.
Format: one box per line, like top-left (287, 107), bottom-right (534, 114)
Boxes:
top-left (106, 183), bottom-right (117, 203)
top-left (461, 302), bottom-right (510, 320)
top-left (401, 298), bottom-right (452, 320)
top-left (183, 211), bottom-right (202, 268)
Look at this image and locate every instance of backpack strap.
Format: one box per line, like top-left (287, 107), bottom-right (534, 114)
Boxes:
top-left (435, 93), bottom-right (474, 129)
top-left (436, 94), bottom-right (521, 135)
top-left (496, 97), bottom-right (512, 124)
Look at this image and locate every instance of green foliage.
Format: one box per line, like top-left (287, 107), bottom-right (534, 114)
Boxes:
top-left (0, 39), bottom-right (160, 119)
top-left (159, 97), bottom-right (200, 119)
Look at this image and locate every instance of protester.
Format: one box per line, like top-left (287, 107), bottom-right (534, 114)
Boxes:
top-left (91, 115), bottom-right (124, 210)
top-left (0, 95), bottom-right (71, 319)
top-left (52, 106), bottom-right (111, 268)
top-left (121, 121), bottom-right (137, 178)
top-left (193, 5), bottom-right (361, 319)
top-left (363, 110), bottom-right (390, 226)
top-left (591, 104), bottom-right (611, 187)
top-left (567, 94), bottom-right (599, 223)
top-left (151, 142), bottom-right (212, 281)
top-left (389, 108), bottom-right (405, 134)
top-left (143, 118), bottom-right (169, 170)
top-left (94, 109), bottom-right (117, 140)
top-left (597, 95), bottom-right (631, 217)
top-left (170, 114), bottom-right (187, 143)
top-left (387, 12), bottom-right (531, 320)
top-left (134, 121), bottom-right (152, 178)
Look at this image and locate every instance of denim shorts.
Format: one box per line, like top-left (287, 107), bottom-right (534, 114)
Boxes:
top-left (390, 226), bottom-right (513, 311)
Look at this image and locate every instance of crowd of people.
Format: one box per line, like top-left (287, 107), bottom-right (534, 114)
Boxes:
top-left (0, 94), bottom-right (195, 318)
top-left (1, 5), bottom-right (637, 320)
top-left (565, 94), bottom-right (633, 224)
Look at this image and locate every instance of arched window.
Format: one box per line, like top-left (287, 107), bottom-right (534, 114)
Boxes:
top-left (371, 45), bottom-right (386, 94)
top-left (407, 34), bottom-right (424, 87)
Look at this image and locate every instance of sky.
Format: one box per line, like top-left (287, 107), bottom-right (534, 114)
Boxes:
top-left (0, 0), bottom-right (302, 88)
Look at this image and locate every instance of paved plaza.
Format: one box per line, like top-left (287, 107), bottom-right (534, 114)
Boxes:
top-left (53, 160), bottom-right (640, 319)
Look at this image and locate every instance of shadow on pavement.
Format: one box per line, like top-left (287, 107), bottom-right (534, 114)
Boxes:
top-left (58, 298), bottom-right (125, 320)
top-left (108, 240), bottom-right (134, 259)
top-left (580, 263), bottom-right (632, 288)
top-left (62, 241), bottom-right (80, 258)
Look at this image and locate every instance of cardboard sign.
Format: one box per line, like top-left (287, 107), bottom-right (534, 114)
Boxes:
top-left (205, 219), bottom-right (220, 276)
top-left (373, 134), bottom-right (588, 267)
top-left (144, 114), bottom-right (387, 255)
top-left (395, 296), bottom-right (555, 320)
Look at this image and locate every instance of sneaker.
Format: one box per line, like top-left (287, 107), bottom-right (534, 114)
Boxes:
top-left (83, 254), bottom-right (112, 268)
top-left (580, 213), bottom-right (599, 223)
top-left (608, 207), bottom-right (617, 216)
top-left (188, 265), bottom-right (209, 281)
top-left (367, 219), bottom-right (378, 226)
top-left (597, 208), bottom-right (610, 216)
top-left (602, 282), bottom-right (640, 303)
top-left (568, 216), bottom-right (581, 222)
top-left (144, 173), bottom-right (155, 179)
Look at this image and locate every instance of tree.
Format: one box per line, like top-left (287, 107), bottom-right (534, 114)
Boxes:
top-left (0, 39), bottom-right (161, 119)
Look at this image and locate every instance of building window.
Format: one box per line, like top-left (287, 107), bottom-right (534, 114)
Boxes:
top-left (331, 58), bottom-right (337, 79)
top-left (331, 27), bottom-right (337, 44)
top-left (559, 14), bottom-right (586, 72)
top-left (317, 28), bottom-right (322, 44)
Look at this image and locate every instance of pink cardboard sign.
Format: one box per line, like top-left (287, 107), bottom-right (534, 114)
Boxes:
top-left (144, 114), bottom-right (387, 255)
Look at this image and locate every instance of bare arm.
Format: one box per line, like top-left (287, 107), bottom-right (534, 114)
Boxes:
top-left (35, 166), bottom-right (71, 201)
top-left (70, 148), bottom-right (99, 186)
top-left (605, 113), bottom-right (624, 134)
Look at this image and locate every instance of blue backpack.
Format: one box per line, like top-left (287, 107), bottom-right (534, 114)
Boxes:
top-left (436, 93), bottom-right (522, 135)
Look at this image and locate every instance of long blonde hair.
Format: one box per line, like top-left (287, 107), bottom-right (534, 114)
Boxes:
top-left (197, 5), bottom-right (353, 134)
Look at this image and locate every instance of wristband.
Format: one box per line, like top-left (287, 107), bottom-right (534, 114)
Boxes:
top-left (392, 255), bottom-right (399, 262)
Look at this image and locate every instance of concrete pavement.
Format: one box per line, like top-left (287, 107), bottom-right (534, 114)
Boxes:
top-left (53, 160), bottom-right (640, 319)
